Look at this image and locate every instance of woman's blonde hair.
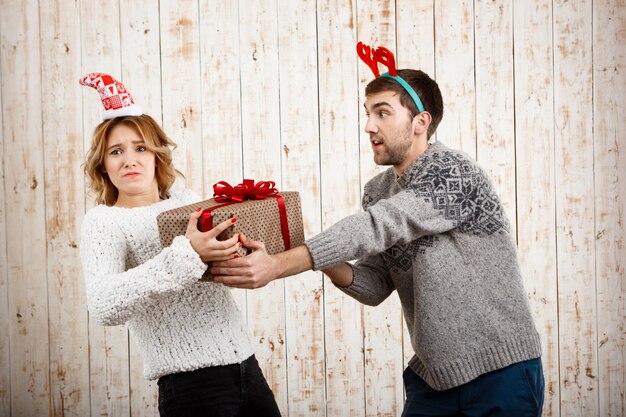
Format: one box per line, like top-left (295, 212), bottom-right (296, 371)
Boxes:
top-left (83, 114), bottom-right (182, 206)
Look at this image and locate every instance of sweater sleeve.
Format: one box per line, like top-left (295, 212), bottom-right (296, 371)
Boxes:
top-left (335, 253), bottom-right (395, 306)
top-left (304, 188), bottom-right (453, 270)
top-left (305, 158), bottom-right (504, 270)
top-left (80, 210), bottom-right (207, 326)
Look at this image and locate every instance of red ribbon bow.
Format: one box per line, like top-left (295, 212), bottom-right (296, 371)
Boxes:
top-left (203, 179), bottom-right (292, 251)
top-left (213, 179), bottom-right (278, 202)
top-left (356, 41), bottom-right (397, 77)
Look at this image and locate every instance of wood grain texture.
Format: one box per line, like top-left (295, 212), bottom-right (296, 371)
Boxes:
top-left (434, 0), bottom-right (476, 156)
top-left (513, 1), bottom-right (559, 415)
top-left (474, 0), bottom-right (516, 223)
top-left (593, 0), bottom-right (626, 415)
top-left (277, 0), bottom-right (326, 415)
top-left (0, 0), bottom-right (49, 415)
top-left (553, 0), bottom-right (599, 415)
top-left (160, 0), bottom-right (204, 194)
top-left (40, 0), bottom-right (90, 415)
top-left (0, 12), bottom-right (10, 416)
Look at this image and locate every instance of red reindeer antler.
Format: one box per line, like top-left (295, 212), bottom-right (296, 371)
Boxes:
top-left (356, 41), bottom-right (398, 77)
top-left (357, 41), bottom-right (380, 77)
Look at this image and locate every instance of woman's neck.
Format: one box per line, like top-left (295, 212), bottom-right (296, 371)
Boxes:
top-left (114, 191), bottom-right (161, 208)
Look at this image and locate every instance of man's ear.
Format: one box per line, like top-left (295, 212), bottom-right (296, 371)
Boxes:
top-left (413, 111), bottom-right (432, 135)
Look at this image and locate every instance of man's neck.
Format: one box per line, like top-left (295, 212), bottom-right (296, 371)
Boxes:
top-left (393, 138), bottom-right (431, 177)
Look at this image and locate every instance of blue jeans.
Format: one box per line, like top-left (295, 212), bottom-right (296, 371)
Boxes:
top-left (402, 357), bottom-right (545, 417)
top-left (157, 355), bottom-right (281, 417)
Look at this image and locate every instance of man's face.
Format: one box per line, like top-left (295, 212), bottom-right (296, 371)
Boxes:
top-left (364, 90), bottom-right (414, 168)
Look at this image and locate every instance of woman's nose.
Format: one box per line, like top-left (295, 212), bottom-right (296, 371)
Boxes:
top-left (123, 156), bottom-right (137, 168)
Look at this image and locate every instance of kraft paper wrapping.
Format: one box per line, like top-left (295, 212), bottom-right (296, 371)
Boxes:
top-left (157, 192), bottom-right (305, 279)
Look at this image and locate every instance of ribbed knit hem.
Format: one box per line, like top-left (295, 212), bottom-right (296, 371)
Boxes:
top-left (408, 331), bottom-right (542, 391)
top-left (304, 233), bottom-right (346, 270)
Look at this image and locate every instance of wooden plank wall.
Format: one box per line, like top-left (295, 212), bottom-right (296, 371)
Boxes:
top-left (0, 1), bottom-right (624, 416)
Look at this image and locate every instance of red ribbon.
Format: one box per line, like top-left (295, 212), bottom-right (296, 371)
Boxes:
top-left (213, 179), bottom-right (278, 202)
top-left (200, 179), bottom-right (292, 250)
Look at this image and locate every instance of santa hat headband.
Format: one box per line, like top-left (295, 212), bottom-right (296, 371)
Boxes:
top-left (79, 72), bottom-right (142, 120)
top-left (356, 41), bottom-right (426, 113)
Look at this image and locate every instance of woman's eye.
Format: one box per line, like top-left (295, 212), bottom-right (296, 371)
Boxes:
top-left (137, 146), bottom-right (146, 152)
top-left (110, 149), bottom-right (122, 155)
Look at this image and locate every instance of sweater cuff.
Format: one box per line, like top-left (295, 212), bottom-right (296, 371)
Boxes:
top-left (169, 235), bottom-right (208, 280)
top-left (304, 232), bottom-right (346, 271)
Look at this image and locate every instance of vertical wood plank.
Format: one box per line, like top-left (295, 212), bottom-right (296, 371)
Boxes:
top-left (277, 0), bottom-right (326, 415)
top-left (79, 1), bottom-right (131, 416)
top-left (237, 0), bottom-right (288, 412)
top-left (120, 0), bottom-right (163, 121)
top-left (434, 0), bottom-right (476, 156)
top-left (40, 0), bottom-right (90, 415)
top-left (513, 1), bottom-right (559, 415)
top-left (553, 1), bottom-right (598, 416)
top-left (120, 1), bottom-right (163, 414)
top-left (159, 0), bottom-right (204, 194)
top-left (0, 18), bottom-right (10, 415)
top-left (396, 0), bottom-right (435, 75)
top-left (474, 0), bottom-right (516, 223)
top-left (356, 2), bottom-right (404, 416)
top-left (593, 1), bottom-right (626, 416)
top-left (396, 0), bottom-right (436, 371)
top-left (0, 0), bottom-right (49, 415)
top-left (317, 0), bottom-right (365, 415)
top-left (198, 1), bottom-right (247, 313)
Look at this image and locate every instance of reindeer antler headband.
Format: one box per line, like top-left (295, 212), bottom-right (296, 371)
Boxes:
top-left (356, 41), bottom-right (426, 113)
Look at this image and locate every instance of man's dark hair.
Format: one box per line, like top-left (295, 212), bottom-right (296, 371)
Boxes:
top-left (365, 69), bottom-right (444, 139)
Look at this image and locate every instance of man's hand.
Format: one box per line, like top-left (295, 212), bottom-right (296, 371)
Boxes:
top-left (211, 235), bottom-right (280, 289)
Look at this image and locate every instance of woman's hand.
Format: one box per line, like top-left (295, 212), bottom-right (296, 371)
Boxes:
top-left (185, 209), bottom-right (242, 262)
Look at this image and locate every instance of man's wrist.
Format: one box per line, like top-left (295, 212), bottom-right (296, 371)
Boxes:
top-left (274, 245), bottom-right (314, 279)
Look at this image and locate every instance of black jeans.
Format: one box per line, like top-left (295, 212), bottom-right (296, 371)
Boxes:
top-left (157, 355), bottom-right (281, 417)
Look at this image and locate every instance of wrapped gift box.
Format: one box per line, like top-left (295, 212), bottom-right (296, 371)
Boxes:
top-left (157, 190), bottom-right (305, 278)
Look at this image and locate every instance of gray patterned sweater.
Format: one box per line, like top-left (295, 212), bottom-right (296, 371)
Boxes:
top-left (305, 141), bottom-right (541, 391)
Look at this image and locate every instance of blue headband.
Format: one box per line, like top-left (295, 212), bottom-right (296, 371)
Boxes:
top-left (380, 72), bottom-right (426, 113)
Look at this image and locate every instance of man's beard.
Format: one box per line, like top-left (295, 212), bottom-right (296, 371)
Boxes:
top-left (373, 121), bottom-right (413, 166)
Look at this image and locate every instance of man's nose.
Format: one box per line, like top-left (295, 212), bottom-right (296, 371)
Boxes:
top-left (364, 117), bottom-right (377, 134)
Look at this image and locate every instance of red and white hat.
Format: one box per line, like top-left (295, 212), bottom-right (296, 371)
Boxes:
top-left (79, 72), bottom-right (142, 120)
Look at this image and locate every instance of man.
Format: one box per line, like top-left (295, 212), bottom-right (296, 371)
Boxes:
top-left (212, 44), bottom-right (545, 416)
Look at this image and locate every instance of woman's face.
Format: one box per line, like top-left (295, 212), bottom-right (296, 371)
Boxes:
top-left (103, 123), bottom-right (159, 206)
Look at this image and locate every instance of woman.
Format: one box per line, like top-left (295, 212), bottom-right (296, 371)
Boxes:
top-left (79, 72), bottom-right (281, 417)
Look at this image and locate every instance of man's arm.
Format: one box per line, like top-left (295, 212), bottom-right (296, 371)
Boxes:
top-left (211, 234), bottom-right (355, 288)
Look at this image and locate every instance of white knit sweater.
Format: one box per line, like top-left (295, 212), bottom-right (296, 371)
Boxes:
top-left (80, 189), bottom-right (254, 380)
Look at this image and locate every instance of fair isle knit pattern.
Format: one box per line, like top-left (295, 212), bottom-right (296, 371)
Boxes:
top-left (80, 189), bottom-right (254, 380)
top-left (305, 141), bottom-right (541, 391)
